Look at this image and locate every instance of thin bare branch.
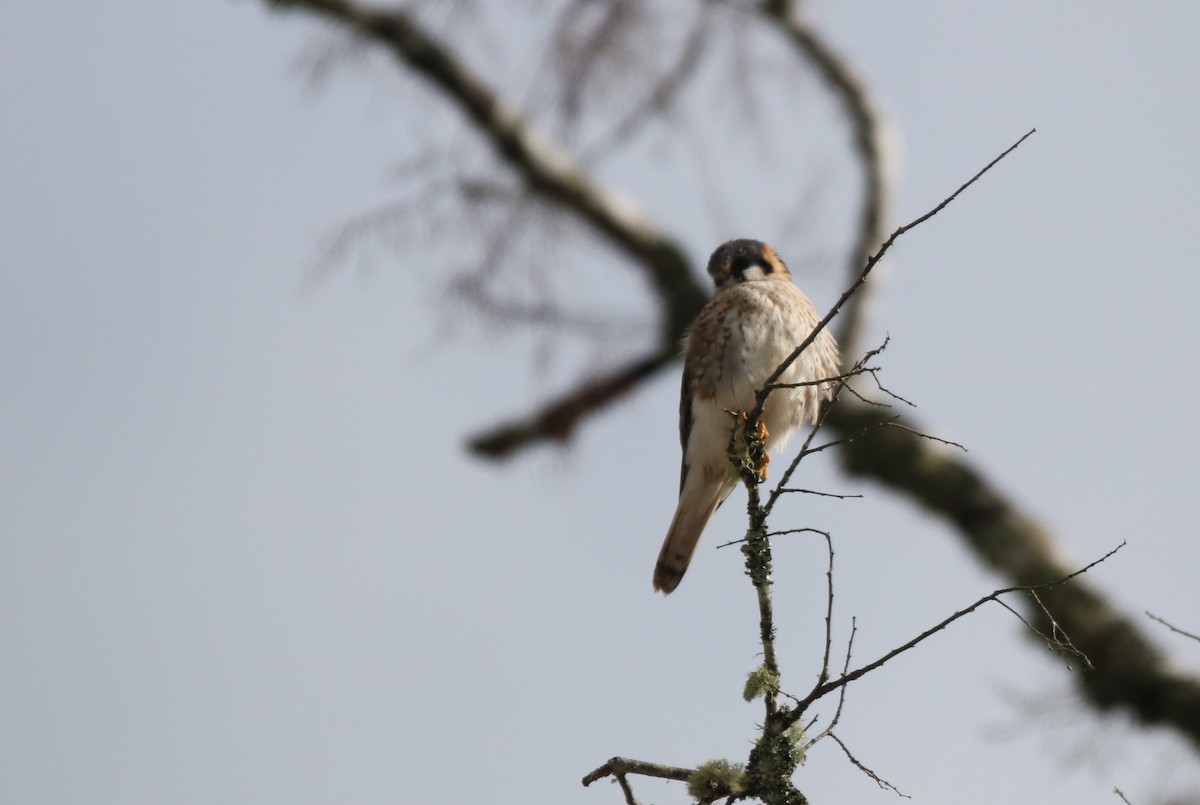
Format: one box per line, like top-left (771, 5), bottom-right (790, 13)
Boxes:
top-left (827, 617), bottom-right (857, 732)
top-left (1026, 590), bottom-right (1094, 670)
top-left (996, 595), bottom-right (1093, 671)
top-left (817, 531), bottom-right (836, 690)
top-left (827, 733), bottom-right (909, 798)
top-left (764, 373), bottom-right (854, 511)
top-left (745, 129), bottom-right (1035, 441)
top-left (781, 543), bottom-right (1126, 730)
top-left (884, 423), bottom-right (967, 452)
top-left (868, 372), bottom-right (917, 408)
top-left (1146, 612), bottom-right (1200, 643)
top-left (828, 398), bottom-right (1200, 748)
top-left (758, 339), bottom-right (892, 513)
top-left (777, 488), bottom-right (863, 499)
top-left (794, 418), bottom-right (900, 459)
top-left (716, 527), bottom-right (827, 549)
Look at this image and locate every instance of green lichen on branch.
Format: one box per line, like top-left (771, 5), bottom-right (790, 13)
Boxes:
top-left (744, 664), bottom-right (782, 702)
top-left (745, 714), bottom-right (809, 805)
top-left (687, 759), bottom-right (746, 801)
top-left (740, 527), bottom-right (773, 589)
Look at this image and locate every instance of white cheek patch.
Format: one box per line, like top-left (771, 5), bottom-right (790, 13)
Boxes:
top-left (739, 264), bottom-right (768, 282)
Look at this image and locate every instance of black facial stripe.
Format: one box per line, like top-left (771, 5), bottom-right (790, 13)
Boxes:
top-left (706, 238), bottom-right (771, 286)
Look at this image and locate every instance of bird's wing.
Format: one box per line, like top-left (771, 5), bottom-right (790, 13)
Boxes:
top-left (678, 368), bottom-right (695, 494)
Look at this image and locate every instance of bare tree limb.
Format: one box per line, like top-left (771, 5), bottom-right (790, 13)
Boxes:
top-left (582, 756), bottom-right (694, 799)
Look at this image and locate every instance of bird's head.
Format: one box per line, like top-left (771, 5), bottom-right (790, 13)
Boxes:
top-left (706, 238), bottom-right (792, 289)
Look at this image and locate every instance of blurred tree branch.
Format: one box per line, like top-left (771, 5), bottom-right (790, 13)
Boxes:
top-left (758, 0), bottom-right (892, 357)
top-left (829, 399), bottom-right (1200, 747)
top-left (270, 0), bottom-right (707, 456)
top-left (263, 0), bottom-right (1200, 753)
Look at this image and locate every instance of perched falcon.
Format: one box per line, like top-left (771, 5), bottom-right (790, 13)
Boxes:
top-left (653, 239), bottom-right (840, 594)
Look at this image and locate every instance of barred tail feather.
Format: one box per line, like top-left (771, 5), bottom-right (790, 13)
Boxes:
top-left (653, 477), bottom-right (735, 594)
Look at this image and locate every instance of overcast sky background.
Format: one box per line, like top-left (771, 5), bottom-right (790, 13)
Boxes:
top-left (3, 2), bottom-right (1200, 804)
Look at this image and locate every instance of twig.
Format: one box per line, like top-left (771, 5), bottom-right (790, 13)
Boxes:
top-left (817, 531), bottom-right (836, 689)
top-left (995, 597), bottom-right (1092, 671)
top-left (780, 543), bottom-right (1124, 730)
top-left (745, 128), bottom-right (1036, 433)
top-left (827, 618), bottom-right (857, 733)
top-left (1146, 612), bottom-right (1200, 643)
top-left (827, 733), bottom-right (909, 798)
top-left (785, 416), bottom-right (901, 463)
top-left (869, 373), bottom-right (917, 408)
top-left (884, 423), bottom-right (967, 452)
top-left (759, 338), bottom-right (892, 509)
top-left (838, 381), bottom-right (895, 408)
top-left (777, 488), bottom-right (863, 499)
top-left (715, 527), bottom-right (826, 549)
top-left (763, 370), bottom-right (856, 513)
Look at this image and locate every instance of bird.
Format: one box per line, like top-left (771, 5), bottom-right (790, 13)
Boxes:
top-left (653, 238), bottom-right (840, 594)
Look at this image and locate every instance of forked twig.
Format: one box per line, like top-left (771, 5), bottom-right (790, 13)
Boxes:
top-left (827, 733), bottom-right (909, 798)
top-left (745, 127), bottom-right (1036, 432)
top-left (779, 542), bottom-right (1125, 730)
top-left (582, 756), bottom-right (696, 805)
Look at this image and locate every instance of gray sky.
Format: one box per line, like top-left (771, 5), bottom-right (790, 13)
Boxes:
top-left (3, 2), bottom-right (1199, 803)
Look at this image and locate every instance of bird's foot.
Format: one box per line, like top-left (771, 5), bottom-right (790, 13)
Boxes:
top-left (738, 411), bottom-right (771, 483)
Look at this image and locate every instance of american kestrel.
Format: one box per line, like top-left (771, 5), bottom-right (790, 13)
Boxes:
top-left (653, 239), bottom-right (840, 594)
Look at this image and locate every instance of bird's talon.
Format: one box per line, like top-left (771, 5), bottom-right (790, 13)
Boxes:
top-left (757, 451), bottom-right (771, 483)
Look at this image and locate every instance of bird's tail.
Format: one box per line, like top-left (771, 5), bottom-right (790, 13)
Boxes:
top-left (653, 478), bottom-right (735, 594)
